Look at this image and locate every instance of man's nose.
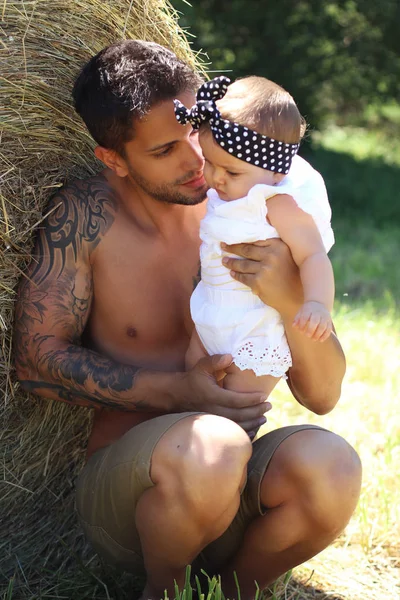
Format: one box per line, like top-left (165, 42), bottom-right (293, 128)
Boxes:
top-left (185, 137), bottom-right (204, 171)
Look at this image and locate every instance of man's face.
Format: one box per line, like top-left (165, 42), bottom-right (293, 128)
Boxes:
top-left (121, 91), bottom-right (208, 206)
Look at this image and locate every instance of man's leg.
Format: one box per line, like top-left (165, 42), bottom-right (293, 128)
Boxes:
top-left (76, 412), bottom-right (251, 592)
top-left (220, 428), bottom-right (362, 599)
top-left (136, 414), bottom-right (252, 600)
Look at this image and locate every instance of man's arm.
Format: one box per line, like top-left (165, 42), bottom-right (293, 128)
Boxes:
top-left (14, 178), bottom-right (269, 428)
top-left (278, 302), bottom-right (345, 415)
top-left (13, 177), bottom-right (152, 411)
top-left (220, 239), bottom-right (346, 415)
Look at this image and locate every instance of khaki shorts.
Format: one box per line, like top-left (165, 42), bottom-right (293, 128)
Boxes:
top-left (76, 413), bottom-right (323, 576)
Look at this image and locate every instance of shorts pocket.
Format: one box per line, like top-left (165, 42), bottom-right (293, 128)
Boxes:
top-left (78, 516), bottom-right (145, 574)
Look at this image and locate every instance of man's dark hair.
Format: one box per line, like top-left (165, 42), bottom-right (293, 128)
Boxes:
top-left (72, 40), bottom-right (202, 154)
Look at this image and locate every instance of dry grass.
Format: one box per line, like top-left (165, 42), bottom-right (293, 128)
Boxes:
top-left (0, 0), bottom-right (205, 593)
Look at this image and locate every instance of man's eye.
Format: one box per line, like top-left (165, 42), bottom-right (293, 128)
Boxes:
top-left (156, 147), bottom-right (172, 157)
top-left (190, 128), bottom-right (199, 137)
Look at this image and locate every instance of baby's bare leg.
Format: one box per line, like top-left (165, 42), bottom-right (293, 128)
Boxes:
top-left (224, 364), bottom-right (279, 439)
top-left (223, 365), bottom-right (279, 439)
top-left (223, 363), bottom-right (280, 396)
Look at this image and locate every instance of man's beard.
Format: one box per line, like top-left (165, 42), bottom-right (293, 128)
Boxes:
top-left (127, 165), bottom-right (208, 206)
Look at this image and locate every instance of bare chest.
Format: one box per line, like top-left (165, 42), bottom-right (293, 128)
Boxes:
top-left (86, 225), bottom-right (200, 369)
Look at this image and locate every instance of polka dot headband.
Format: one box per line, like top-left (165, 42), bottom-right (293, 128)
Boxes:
top-left (174, 76), bottom-right (300, 175)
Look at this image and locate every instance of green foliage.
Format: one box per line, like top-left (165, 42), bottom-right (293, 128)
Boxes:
top-left (302, 123), bottom-right (400, 226)
top-left (173, 0), bottom-right (400, 128)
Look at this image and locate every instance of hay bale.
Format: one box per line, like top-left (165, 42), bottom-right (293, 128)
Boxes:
top-left (0, 0), bottom-right (205, 592)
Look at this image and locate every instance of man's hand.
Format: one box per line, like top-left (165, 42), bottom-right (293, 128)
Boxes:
top-left (293, 301), bottom-right (333, 342)
top-left (174, 354), bottom-right (271, 433)
top-left (221, 239), bottom-right (303, 318)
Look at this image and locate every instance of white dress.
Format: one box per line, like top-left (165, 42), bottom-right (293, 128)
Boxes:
top-left (190, 155), bottom-right (335, 377)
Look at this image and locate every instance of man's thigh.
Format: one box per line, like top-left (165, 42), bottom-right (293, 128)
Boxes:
top-left (194, 424), bottom-right (326, 576)
top-left (75, 412), bottom-right (201, 574)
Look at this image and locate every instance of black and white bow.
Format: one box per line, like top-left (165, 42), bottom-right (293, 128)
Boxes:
top-left (174, 76), bottom-right (299, 174)
top-left (174, 76), bottom-right (229, 130)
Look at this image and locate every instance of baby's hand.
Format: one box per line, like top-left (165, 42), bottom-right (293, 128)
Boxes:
top-left (293, 301), bottom-right (332, 342)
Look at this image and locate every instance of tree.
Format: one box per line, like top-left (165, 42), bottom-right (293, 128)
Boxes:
top-left (173, 0), bottom-right (400, 127)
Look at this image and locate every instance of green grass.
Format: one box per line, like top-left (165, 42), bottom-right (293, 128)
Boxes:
top-left (265, 304), bottom-right (400, 600)
top-left (332, 220), bottom-right (400, 312)
top-left (269, 306), bottom-right (400, 534)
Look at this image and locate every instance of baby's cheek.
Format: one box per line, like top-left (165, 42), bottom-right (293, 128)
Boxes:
top-left (231, 181), bottom-right (247, 200)
top-left (203, 164), bottom-right (213, 186)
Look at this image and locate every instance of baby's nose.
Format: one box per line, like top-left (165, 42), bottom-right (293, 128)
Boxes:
top-left (213, 169), bottom-right (225, 186)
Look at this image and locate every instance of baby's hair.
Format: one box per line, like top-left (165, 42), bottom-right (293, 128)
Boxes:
top-left (215, 76), bottom-right (306, 144)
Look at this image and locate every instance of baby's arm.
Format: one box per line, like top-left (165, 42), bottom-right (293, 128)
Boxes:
top-left (266, 194), bottom-right (334, 342)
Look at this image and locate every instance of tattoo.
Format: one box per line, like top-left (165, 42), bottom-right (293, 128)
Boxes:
top-left (13, 276), bottom-right (47, 372)
top-left (50, 271), bottom-right (92, 344)
top-left (13, 176), bottom-right (148, 411)
top-left (31, 176), bottom-right (117, 284)
top-left (71, 284), bottom-right (89, 337)
top-left (14, 264), bottom-right (91, 371)
top-left (193, 260), bottom-right (201, 290)
top-left (19, 380), bottom-right (133, 409)
top-left (14, 276), bottom-right (47, 334)
top-left (43, 345), bottom-right (136, 392)
top-left (20, 344), bottom-right (142, 411)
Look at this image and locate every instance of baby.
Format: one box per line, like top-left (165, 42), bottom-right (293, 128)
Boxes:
top-left (174, 76), bottom-right (335, 399)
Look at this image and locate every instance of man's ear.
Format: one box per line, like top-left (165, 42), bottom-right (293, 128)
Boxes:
top-left (94, 146), bottom-right (129, 177)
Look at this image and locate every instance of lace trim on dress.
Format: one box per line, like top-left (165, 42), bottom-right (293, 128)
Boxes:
top-left (234, 341), bottom-right (292, 378)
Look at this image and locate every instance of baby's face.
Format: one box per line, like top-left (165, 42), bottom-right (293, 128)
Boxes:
top-left (199, 130), bottom-right (285, 201)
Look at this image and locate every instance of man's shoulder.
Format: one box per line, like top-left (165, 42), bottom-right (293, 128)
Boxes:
top-left (44, 171), bottom-right (119, 248)
top-left (51, 171), bottom-right (118, 210)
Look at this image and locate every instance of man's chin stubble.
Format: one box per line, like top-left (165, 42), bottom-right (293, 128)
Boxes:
top-left (128, 169), bottom-right (208, 206)
top-left (167, 191), bottom-right (207, 206)
top-left (150, 186), bottom-right (208, 206)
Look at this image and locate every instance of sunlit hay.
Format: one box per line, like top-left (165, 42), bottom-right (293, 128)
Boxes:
top-left (0, 0), bottom-right (205, 590)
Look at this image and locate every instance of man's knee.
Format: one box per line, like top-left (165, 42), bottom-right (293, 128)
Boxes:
top-left (262, 429), bottom-right (362, 535)
top-left (150, 415), bottom-right (251, 518)
top-left (152, 414), bottom-right (251, 483)
top-left (150, 414), bottom-right (251, 515)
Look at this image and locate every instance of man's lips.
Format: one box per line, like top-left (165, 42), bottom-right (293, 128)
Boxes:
top-left (181, 174), bottom-right (206, 188)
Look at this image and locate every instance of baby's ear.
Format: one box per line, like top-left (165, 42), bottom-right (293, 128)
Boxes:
top-left (273, 172), bottom-right (286, 185)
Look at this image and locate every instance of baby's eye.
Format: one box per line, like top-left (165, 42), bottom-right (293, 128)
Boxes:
top-left (227, 171), bottom-right (239, 177)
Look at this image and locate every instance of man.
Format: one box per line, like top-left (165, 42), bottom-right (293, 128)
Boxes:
top-left (14, 40), bottom-right (361, 600)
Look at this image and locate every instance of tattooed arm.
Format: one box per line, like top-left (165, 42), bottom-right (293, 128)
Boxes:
top-left (14, 177), bottom-right (159, 411)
